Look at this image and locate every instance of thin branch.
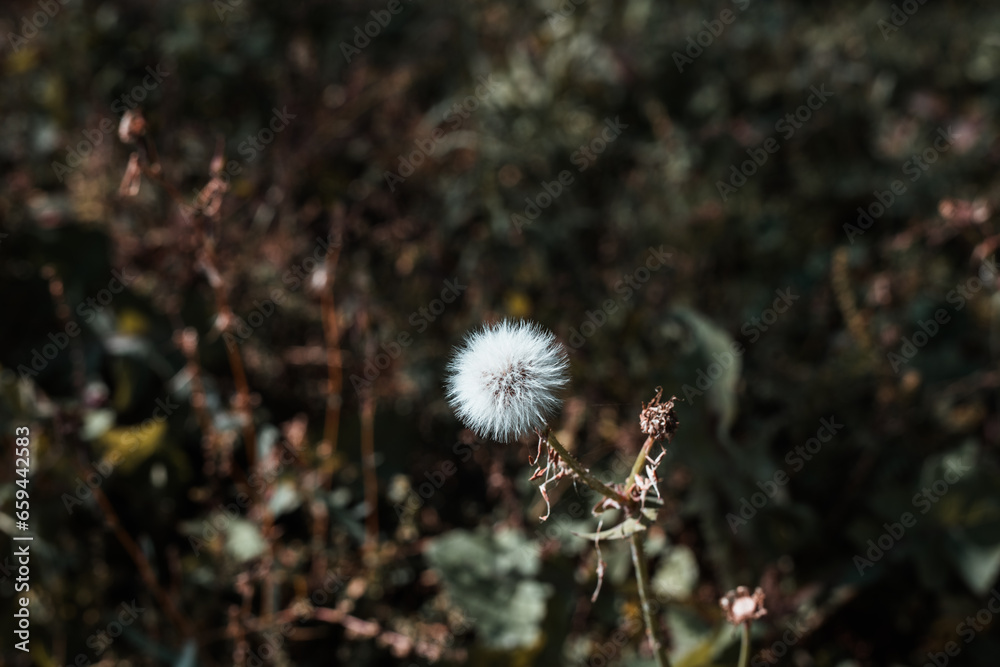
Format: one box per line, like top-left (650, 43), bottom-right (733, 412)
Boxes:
top-left (88, 478), bottom-right (194, 639)
top-left (221, 328), bottom-right (258, 470)
top-left (544, 430), bottom-right (627, 505)
top-left (630, 532), bottom-right (670, 667)
top-left (320, 214), bottom-right (345, 465)
top-left (361, 393), bottom-right (378, 547)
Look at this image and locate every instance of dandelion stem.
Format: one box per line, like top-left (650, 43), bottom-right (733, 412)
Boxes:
top-left (738, 621), bottom-right (750, 667)
top-left (630, 532), bottom-right (671, 667)
top-left (545, 430), bottom-right (627, 505)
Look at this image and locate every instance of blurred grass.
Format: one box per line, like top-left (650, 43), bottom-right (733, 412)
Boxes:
top-left (1, 0), bottom-right (1000, 665)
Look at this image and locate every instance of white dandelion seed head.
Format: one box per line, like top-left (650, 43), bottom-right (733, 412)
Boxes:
top-left (446, 319), bottom-right (570, 442)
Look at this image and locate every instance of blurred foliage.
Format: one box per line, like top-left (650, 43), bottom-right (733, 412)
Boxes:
top-left (1, 0), bottom-right (1000, 665)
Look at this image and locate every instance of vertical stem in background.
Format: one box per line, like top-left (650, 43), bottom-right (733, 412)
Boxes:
top-left (42, 267), bottom-right (85, 395)
top-left (738, 621), bottom-right (751, 667)
top-left (126, 124), bottom-right (259, 471)
top-left (831, 245), bottom-right (876, 362)
top-left (321, 288), bottom-right (342, 455)
top-left (630, 532), bottom-right (670, 667)
top-left (177, 328), bottom-right (220, 476)
top-left (202, 238), bottom-right (258, 471)
top-left (361, 392), bottom-right (378, 548)
top-left (321, 215), bottom-right (344, 468)
top-left (223, 337), bottom-right (258, 470)
top-left (88, 473), bottom-right (193, 640)
top-left (309, 499), bottom-right (330, 584)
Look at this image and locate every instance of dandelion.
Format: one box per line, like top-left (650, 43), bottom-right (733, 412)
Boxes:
top-left (444, 323), bottom-right (682, 666)
top-left (445, 319), bottom-right (569, 441)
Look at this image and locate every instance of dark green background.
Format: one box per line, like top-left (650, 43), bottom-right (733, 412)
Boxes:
top-left (1, 0), bottom-right (999, 665)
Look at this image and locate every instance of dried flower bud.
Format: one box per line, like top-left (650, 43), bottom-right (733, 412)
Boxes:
top-left (210, 138), bottom-right (225, 177)
top-left (213, 308), bottom-right (233, 333)
top-left (118, 109), bottom-right (146, 144)
top-left (639, 387), bottom-right (679, 442)
top-left (177, 327), bottom-right (199, 357)
top-left (719, 586), bottom-right (767, 625)
top-left (308, 267), bottom-right (329, 294)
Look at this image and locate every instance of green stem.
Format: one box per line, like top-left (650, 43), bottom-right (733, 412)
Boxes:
top-left (545, 430), bottom-right (627, 505)
top-left (625, 435), bottom-right (655, 492)
top-left (738, 621), bottom-right (750, 667)
top-left (630, 532), bottom-right (671, 667)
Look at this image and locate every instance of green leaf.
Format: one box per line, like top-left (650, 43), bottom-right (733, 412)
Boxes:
top-left (667, 607), bottom-right (724, 667)
top-left (225, 519), bottom-right (267, 563)
top-left (652, 545), bottom-right (700, 601)
top-left (425, 528), bottom-right (553, 650)
top-left (947, 535), bottom-right (1000, 595)
top-left (664, 307), bottom-right (742, 443)
top-left (572, 508), bottom-right (658, 541)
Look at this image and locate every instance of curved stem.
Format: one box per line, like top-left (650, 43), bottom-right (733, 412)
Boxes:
top-left (738, 621), bottom-right (750, 667)
top-left (630, 532), bottom-right (670, 667)
top-left (545, 430), bottom-right (627, 505)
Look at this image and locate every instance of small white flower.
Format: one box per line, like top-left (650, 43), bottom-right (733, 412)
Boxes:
top-left (446, 319), bottom-right (570, 442)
